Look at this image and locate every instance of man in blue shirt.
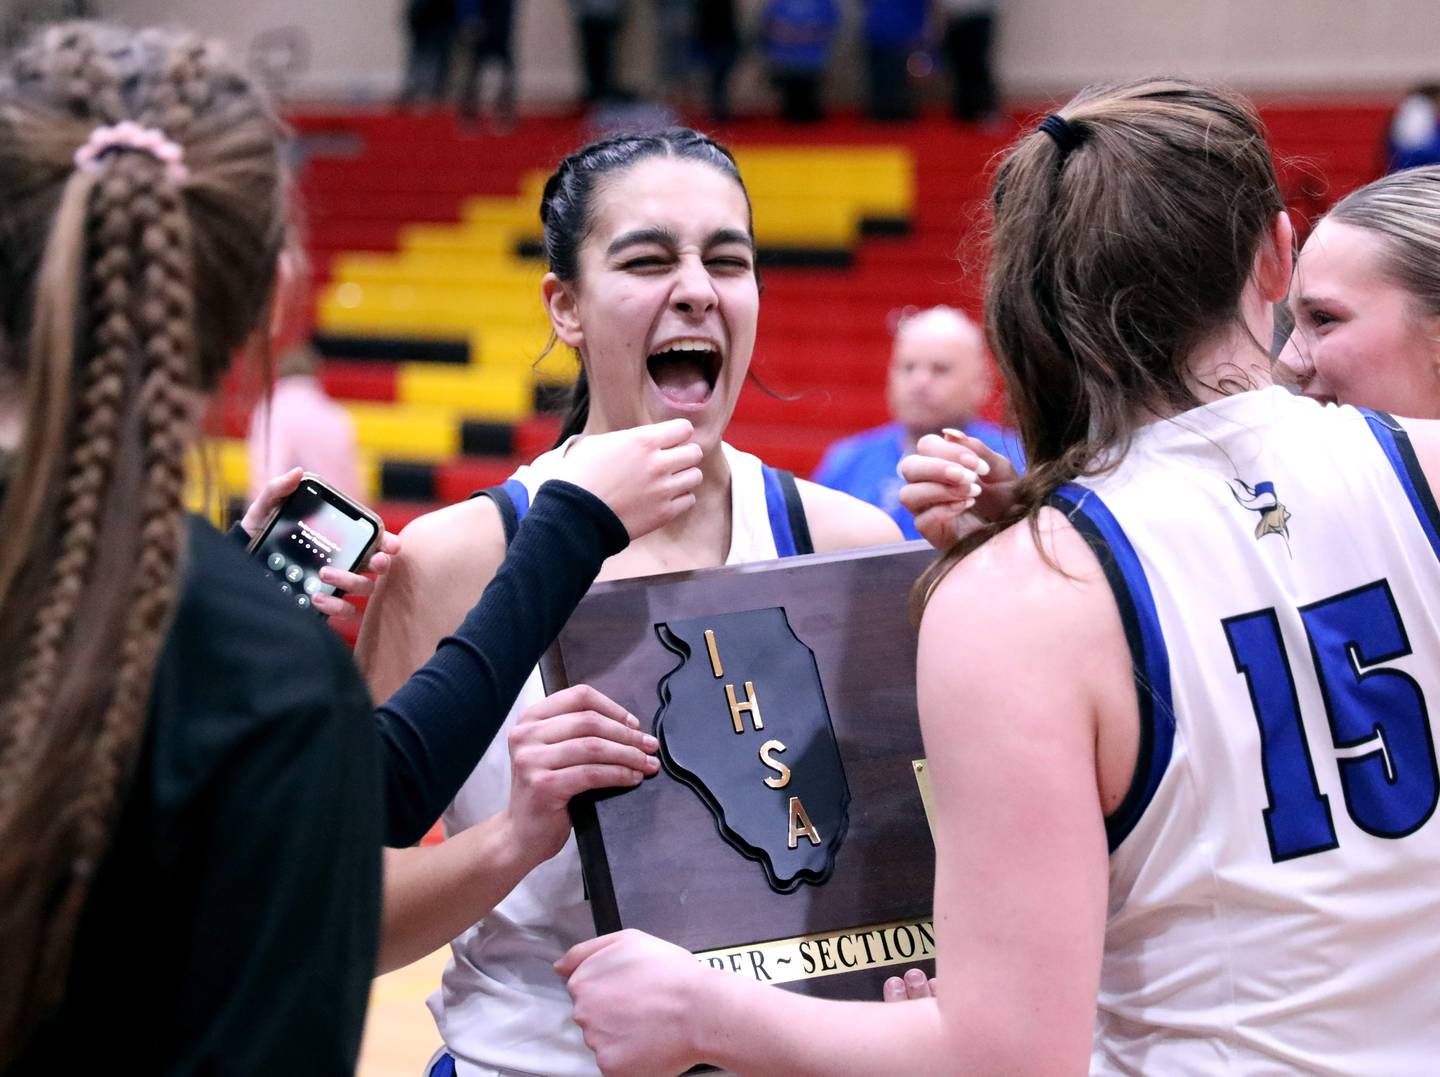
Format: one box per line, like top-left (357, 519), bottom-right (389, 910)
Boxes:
top-left (812, 306), bottom-right (1023, 540)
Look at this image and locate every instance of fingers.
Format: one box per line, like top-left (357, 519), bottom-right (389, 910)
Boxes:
top-left (359, 551), bottom-right (393, 577)
top-left (556, 931), bottom-right (630, 978)
top-left (659, 442), bottom-right (704, 474)
top-left (360, 530), bottom-right (402, 572)
top-left (510, 695), bottom-right (662, 796)
top-left (903, 967), bottom-right (935, 999)
top-left (238, 466), bottom-right (304, 537)
top-left (519, 709), bottom-right (658, 755)
top-left (913, 503), bottom-right (971, 532)
top-left (882, 968), bottom-right (937, 1001)
top-left (263, 465), bottom-right (306, 500)
top-left (648, 417), bottom-right (696, 449)
top-left (942, 429), bottom-right (1018, 484)
top-left (513, 752), bottom-right (657, 804)
top-left (310, 592), bottom-right (356, 621)
top-left (899, 483), bottom-right (977, 530)
top-left (915, 433), bottom-right (987, 473)
top-left (520, 684), bottom-right (637, 728)
top-left (319, 565), bottom-right (373, 596)
top-left (898, 479), bottom-right (979, 516)
top-left (898, 452), bottom-right (983, 491)
top-left (667, 466), bottom-right (704, 500)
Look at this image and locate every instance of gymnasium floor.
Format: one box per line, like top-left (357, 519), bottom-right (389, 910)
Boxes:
top-left (358, 948), bottom-right (449, 1077)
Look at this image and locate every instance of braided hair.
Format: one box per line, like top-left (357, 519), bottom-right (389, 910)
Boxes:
top-left (0, 24), bottom-right (286, 1061)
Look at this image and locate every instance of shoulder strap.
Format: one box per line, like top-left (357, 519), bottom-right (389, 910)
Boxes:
top-left (471, 478), bottom-right (531, 547)
top-left (1359, 408), bottom-right (1440, 563)
top-left (1047, 483), bottom-right (1174, 853)
top-left (761, 465), bottom-right (815, 557)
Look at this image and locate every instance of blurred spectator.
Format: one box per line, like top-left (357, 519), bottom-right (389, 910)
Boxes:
top-left (399, 0), bottom-right (456, 106)
top-left (696, 0), bottom-right (739, 121)
top-left (1, 0), bottom-right (92, 50)
top-left (1387, 84), bottom-right (1440, 173)
top-left (653, 0), bottom-right (693, 107)
top-left (760, 0), bottom-right (839, 123)
top-left (862, 0), bottom-right (925, 122)
top-left (812, 306), bottom-right (1022, 539)
top-left (247, 346), bottom-right (361, 502)
top-left (940, 0), bottom-right (1000, 124)
top-left (571, 0), bottom-right (627, 104)
top-left (457, 0), bottom-right (517, 129)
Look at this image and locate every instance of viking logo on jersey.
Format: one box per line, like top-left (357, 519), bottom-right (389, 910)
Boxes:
top-left (1228, 477), bottom-right (1292, 549)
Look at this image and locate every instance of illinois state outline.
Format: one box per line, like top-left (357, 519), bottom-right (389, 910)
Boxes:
top-left (656, 606), bottom-right (850, 893)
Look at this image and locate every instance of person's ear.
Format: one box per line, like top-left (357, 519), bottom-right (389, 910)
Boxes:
top-left (1255, 210), bottom-right (1295, 304)
top-left (542, 273), bottom-right (584, 349)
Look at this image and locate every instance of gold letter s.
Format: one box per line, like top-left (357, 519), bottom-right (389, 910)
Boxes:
top-left (759, 739), bottom-right (791, 789)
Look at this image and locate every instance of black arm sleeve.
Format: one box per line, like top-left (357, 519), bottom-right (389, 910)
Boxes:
top-left (374, 479), bottom-right (629, 846)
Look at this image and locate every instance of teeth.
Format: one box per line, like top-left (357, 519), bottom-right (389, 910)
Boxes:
top-left (653, 339), bottom-right (718, 354)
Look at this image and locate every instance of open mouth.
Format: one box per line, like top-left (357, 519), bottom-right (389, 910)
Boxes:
top-left (646, 339), bottom-right (722, 408)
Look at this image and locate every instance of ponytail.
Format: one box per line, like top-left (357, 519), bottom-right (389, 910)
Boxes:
top-left (0, 25), bottom-right (284, 1062)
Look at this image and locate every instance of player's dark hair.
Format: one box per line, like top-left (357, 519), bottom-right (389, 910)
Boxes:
top-left (537, 129), bottom-right (753, 444)
top-left (920, 78), bottom-right (1285, 607)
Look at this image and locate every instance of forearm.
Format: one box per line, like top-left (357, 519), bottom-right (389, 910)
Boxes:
top-left (375, 480), bottom-right (627, 845)
top-left (377, 814), bottom-right (533, 974)
top-left (698, 975), bottom-right (947, 1076)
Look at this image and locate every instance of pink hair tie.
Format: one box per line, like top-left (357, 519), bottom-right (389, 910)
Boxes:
top-left (73, 120), bottom-right (189, 184)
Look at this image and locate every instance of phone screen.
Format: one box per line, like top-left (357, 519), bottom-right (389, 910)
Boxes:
top-left (251, 481), bottom-right (377, 612)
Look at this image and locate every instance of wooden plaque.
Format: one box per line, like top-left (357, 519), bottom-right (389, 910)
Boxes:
top-left (541, 542), bottom-right (937, 1000)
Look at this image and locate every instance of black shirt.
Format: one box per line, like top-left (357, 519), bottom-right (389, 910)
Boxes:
top-left (17, 479), bottom-right (625, 1071)
top-left (18, 517), bottom-right (383, 1074)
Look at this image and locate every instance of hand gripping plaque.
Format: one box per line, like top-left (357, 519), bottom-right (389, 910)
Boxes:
top-left (655, 606), bottom-right (850, 893)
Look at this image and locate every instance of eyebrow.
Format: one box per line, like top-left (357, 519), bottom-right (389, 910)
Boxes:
top-left (606, 226), bottom-right (754, 257)
top-left (1291, 293), bottom-right (1348, 311)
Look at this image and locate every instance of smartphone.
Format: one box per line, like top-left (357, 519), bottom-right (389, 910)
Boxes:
top-left (246, 474), bottom-right (382, 613)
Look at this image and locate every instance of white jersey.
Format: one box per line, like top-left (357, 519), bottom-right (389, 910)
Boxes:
top-left (431, 441), bottom-right (809, 1077)
top-left (1058, 389), bottom-right (1440, 1074)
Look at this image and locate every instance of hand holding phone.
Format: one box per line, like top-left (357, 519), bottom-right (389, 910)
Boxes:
top-left (245, 472), bottom-right (384, 616)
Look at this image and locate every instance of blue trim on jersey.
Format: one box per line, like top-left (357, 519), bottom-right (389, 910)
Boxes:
top-left (428, 1053), bottom-right (457, 1077)
top-left (506, 468), bottom-right (803, 557)
top-left (1360, 409), bottom-right (1440, 563)
top-left (503, 478), bottom-right (531, 523)
top-left (762, 465), bottom-right (799, 558)
top-left (1051, 483), bottom-right (1176, 852)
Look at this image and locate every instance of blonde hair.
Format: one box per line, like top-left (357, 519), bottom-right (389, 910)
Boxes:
top-left (1327, 164), bottom-right (1440, 322)
top-left (0, 24), bottom-right (286, 1061)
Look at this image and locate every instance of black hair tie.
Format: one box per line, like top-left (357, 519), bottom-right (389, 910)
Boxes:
top-left (1039, 114), bottom-right (1083, 156)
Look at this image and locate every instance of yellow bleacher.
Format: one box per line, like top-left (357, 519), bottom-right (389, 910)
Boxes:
top-left (317, 145), bottom-right (915, 355)
top-left (310, 145), bottom-right (915, 469)
top-left (185, 438), bottom-right (382, 525)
